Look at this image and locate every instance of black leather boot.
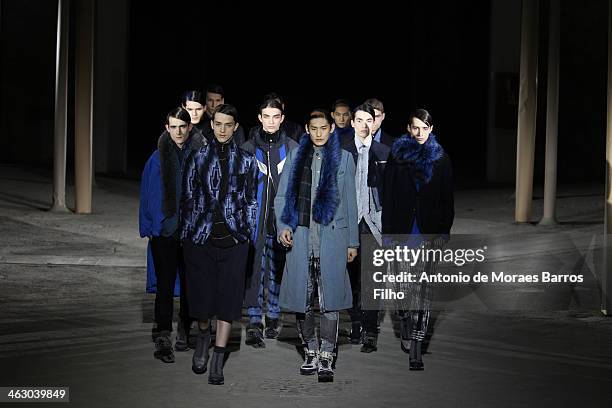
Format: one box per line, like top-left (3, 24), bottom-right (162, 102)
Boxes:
top-left (409, 339), bottom-right (424, 370)
top-left (208, 350), bottom-right (225, 385)
top-left (245, 323), bottom-right (265, 348)
top-left (175, 320), bottom-right (190, 352)
top-left (191, 327), bottom-right (211, 374)
top-left (349, 321), bottom-right (362, 344)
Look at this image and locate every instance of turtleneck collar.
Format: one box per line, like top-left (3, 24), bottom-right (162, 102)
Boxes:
top-left (212, 136), bottom-right (234, 155)
top-left (258, 127), bottom-right (281, 145)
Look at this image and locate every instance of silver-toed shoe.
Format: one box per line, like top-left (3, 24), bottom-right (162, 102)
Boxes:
top-left (300, 349), bottom-right (319, 375)
top-left (317, 351), bottom-right (334, 382)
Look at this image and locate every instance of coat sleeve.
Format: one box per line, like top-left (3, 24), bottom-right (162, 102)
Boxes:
top-left (274, 148), bottom-right (295, 239)
top-left (381, 153), bottom-right (398, 234)
top-left (437, 155), bottom-right (455, 235)
top-left (139, 156), bottom-right (153, 238)
top-left (344, 152), bottom-right (360, 248)
top-left (245, 155), bottom-right (260, 241)
top-left (180, 148), bottom-right (201, 238)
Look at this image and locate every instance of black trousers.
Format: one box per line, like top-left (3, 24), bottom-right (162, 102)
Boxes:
top-left (150, 235), bottom-right (189, 333)
top-left (347, 220), bottom-right (379, 334)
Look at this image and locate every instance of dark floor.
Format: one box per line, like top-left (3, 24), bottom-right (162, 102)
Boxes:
top-left (1, 165), bottom-right (611, 407)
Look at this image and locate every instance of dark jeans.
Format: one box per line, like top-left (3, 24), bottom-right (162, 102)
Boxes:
top-left (150, 235), bottom-right (189, 333)
top-left (347, 220), bottom-right (379, 334)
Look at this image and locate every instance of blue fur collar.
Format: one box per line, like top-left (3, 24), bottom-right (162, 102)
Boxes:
top-left (391, 134), bottom-right (443, 185)
top-left (281, 133), bottom-right (341, 229)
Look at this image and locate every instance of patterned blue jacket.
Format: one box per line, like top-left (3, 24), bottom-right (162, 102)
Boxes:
top-left (180, 138), bottom-right (259, 245)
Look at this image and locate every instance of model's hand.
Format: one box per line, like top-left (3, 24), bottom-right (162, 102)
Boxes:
top-left (279, 229), bottom-right (293, 248)
top-left (347, 248), bottom-right (358, 263)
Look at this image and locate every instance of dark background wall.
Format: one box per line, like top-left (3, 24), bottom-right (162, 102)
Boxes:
top-left (126, 0), bottom-right (491, 182)
top-left (0, 0), bottom-right (608, 186)
top-left (554, 0), bottom-right (607, 182)
top-left (0, 0), bottom-right (57, 167)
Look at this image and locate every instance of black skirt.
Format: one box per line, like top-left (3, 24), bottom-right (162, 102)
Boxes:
top-left (183, 239), bottom-right (249, 322)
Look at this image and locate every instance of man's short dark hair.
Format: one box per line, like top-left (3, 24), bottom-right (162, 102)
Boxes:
top-left (364, 98), bottom-right (384, 113)
top-left (212, 104), bottom-right (239, 123)
top-left (182, 90), bottom-right (204, 106)
top-left (259, 95), bottom-right (284, 115)
top-left (205, 83), bottom-right (225, 98)
top-left (166, 107), bottom-right (192, 125)
top-left (408, 108), bottom-right (433, 127)
top-left (331, 99), bottom-right (351, 112)
top-left (352, 103), bottom-right (376, 120)
top-left (307, 108), bottom-right (333, 127)
top-left (263, 92), bottom-right (282, 103)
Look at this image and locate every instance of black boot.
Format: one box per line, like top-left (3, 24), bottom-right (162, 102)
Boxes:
top-left (175, 320), bottom-right (190, 352)
top-left (245, 323), bottom-right (266, 348)
top-left (208, 348), bottom-right (225, 385)
top-left (264, 318), bottom-right (281, 339)
top-left (153, 330), bottom-right (175, 363)
top-left (187, 321), bottom-right (198, 349)
top-left (360, 332), bottom-right (378, 353)
top-left (409, 340), bottom-right (424, 371)
top-left (349, 321), bottom-right (362, 344)
top-left (191, 327), bottom-right (211, 374)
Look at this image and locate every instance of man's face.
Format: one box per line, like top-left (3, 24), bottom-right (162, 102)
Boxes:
top-left (184, 101), bottom-right (205, 124)
top-left (332, 106), bottom-right (351, 128)
top-left (205, 92), bottom-right (224, 116)
top-left (371, 108), bottom-right (386, 135)
top-left (306, 117), bottom-right (335, 147)
top-left (351, 110), bottom-right (374, 139)
top-left (258, 107), bottom-right (285, 134)
top-left (165, 116), bottom-right (192, 148)
top-left (409, 117), bottom-right (433, 144)
top-left (212, 112), bottom-right (238, 143)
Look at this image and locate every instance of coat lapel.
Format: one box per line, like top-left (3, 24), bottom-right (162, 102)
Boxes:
top-left (312, 132), bottom-right (341, 226)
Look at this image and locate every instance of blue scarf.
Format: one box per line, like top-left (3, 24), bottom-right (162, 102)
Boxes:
top-left (391, 134), bottom-right (443, 186)
top-left (281, 133), bottom-right (342, 229)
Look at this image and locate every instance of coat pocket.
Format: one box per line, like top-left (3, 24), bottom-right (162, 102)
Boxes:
top-left (334, 217), bottom-right (348, 229)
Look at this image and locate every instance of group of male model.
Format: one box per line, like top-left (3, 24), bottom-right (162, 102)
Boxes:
top-left (139, 86), bottom-right (421, 384)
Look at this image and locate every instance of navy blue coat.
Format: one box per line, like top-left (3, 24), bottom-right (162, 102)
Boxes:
top-left (140, 130), bottom-right (205, 295)
top-left (139, 150), bottom-right (179, 295)
top-left (382, 135), bottom-right (454, 235)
